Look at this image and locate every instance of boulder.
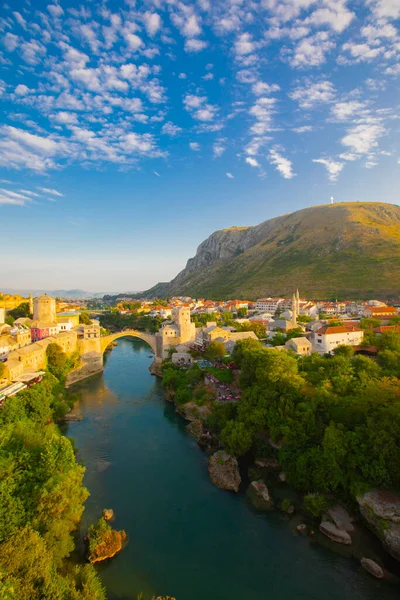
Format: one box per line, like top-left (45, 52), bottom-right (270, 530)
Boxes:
top-left (328, 504), bottom-right (354, 532)
top-left (320, 521), bottom-right (352, 545)
top-left (177, 402), bottom-right (211, 422)
top-left (278, 472), bottom-right (287, 482)
top-left (186, 419), bottom-right (204, 441)
top-left (357, 489), bottom-right (400, 561)
top-left (360, 558), bottom-right (384, 579)
top-left (208, 451), bottom-right (241, 492)
top-left (87, 518), bottom-right (127, 564)
top-left (102, 509), bottom-right (114, 521)
top-left (248, 481), bottom-right (273, 510)
top-left (297, 524), bottom-right (307, 534)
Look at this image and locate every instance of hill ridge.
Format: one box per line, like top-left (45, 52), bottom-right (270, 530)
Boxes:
top-left (143, 202), bottom-right (400, 300)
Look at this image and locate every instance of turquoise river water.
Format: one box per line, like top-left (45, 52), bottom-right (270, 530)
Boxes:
top-left (67, 337), bottom-right (400, 600)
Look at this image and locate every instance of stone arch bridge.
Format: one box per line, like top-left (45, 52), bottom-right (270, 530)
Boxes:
top-left (100, 329), bottom-right (160, 357)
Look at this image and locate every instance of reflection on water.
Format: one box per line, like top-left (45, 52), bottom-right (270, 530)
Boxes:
top-left (67, 338), bottom-right (400, 600)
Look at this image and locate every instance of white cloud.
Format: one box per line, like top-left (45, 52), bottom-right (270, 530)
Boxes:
top-left (341, 42), bottom-right (383, 62)
top-left (189, 142), bottom-right (200, 151)
top-left (37, 187), bottom-right (64, 197)
top-left (313, 158), bottom-right (344, 181)
top-left (290, 32), bottom-right (335, 68)
top-left (0, 188), bottom-right (31, 205)
top-left (3, 126), bottom-right (59, 154)
top-left (246, 157), bottom-right (261, 168)
top-left (184, 15), bottom-right (202, 37)
top-left (289, 79), bottom-right (336, 109)
top-left (306, 3), bottom-right (355, 33)
top-left (341, 122), bottom-right (385, 155)
top-left (249, 97), bottom-right (276, 135)
top-left (48, 4), bottom-right (64, 18)
top-left (269, 148), bottom-right (295, 179)
top-left (235, 33), bottom-right (255, 56)
top-left (143, 12), bottom-right (162, 37)
top-left (14, 84), bottom-right (31, 96)
top-left (185, 39), bottom-right (208, 52)
top-left (124, 33), bottom-right (143, 52)
top-left (213, 139), bottom-right (226, 158)
top-left (226, 172), bottom-right (234, 179)
top-left (367, 0), bottom-right (400, 20)
top-left (3, 33), bottom-right (19, 52)
top-left (331, 101), bottom-right (367, 121)
top-left (161, 121), bottom-right (182, 136)
top-left (293, 125), bottom-right (313, 132)
top-left (13, 12), bottom-right (27, 29)
top-left (252, 81), bottom-right (280, 95)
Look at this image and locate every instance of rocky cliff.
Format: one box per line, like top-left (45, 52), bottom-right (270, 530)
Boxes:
top-left (143, 202), bottom-right (400, 300)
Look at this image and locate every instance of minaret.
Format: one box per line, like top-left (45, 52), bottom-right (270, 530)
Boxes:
top-left (296, 288), bottom-right (300, 315)
top-left (292, 292), bottom-right (297, 327)
top-left (29, 293), bottom-right (33, 316)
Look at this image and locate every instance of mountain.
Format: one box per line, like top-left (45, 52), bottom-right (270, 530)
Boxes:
top-left (0, 288), bottom-right (108, 299)
top-left (143, 202), bottom-right (400, 300)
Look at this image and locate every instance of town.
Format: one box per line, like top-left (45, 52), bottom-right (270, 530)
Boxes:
top-left (1, 289), bottom-right (399, 401)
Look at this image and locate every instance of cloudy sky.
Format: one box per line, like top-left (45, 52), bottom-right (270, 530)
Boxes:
top-left (1, 0), bottom-right (399, 292)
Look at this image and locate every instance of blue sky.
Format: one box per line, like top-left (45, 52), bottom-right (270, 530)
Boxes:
top-left (0, 0), bottom-right (399, 292)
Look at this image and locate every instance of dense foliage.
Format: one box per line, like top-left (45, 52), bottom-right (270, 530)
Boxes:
top-left (99, 311), bottom-right (163, 333)
top-left (5, 302), bottom-right (31, 324)
top-left (0, 371), bottom-right (106, 599)
top-left (209, 335), bottom-right (400, 500)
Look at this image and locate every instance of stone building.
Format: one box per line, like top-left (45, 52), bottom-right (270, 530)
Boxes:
top-left (33, 294), bottom-right (57, 323)
top-left (158, 307), bottom-right (196, 349)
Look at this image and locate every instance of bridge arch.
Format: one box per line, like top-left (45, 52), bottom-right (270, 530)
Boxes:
top-left (100, 330), bottom-right (158, 356)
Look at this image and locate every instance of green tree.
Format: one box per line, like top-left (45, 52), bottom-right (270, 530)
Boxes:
top-left (79, 312), bottom-right (92, 325)
top-left (221, 420), bottom-right (252, 456)
top-left (46, 343), bottom-right (69, 380)
top-left (205, 341), bottom-right (226, 360)
top-left (7, 303), bottom-right (30, 320)
top-left (332, 345), bottom-right (354, 358)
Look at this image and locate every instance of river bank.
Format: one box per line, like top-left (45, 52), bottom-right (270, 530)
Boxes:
top-left (66, 338), bottom-right (400, 600)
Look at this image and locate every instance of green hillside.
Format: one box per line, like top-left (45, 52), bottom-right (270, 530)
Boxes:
top-left (144, 202), bottom-right (400, 300)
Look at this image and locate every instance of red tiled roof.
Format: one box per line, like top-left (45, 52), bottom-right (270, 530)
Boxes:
top-left (316, 325), bottom-right (363, 335)
top-left (373, 325), bottom-right (400, 333)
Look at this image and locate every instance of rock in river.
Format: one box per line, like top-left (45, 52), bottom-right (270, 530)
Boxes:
top-left (319, 521), bottom-right (352, 545)
top-left (360, 558), bottom-right (384, 579)
top-left (208, 451), bottom-right (241, 492)
top-left (186, 419), bottom-right (203, 441)
top-left (357, 489), bottom-right (400, 562)
top-left (103, 508), bottom-right (114, 521)
top-left (248, 481), bottom-right (273, 510)
top-left (327, 504), bottom-right (354, 532)
top-left (88, 517), bottom-right (127, 564)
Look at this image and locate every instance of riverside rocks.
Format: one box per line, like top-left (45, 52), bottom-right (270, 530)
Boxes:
top-left (208, 451), bottom-right (241, 492)
top-left (327, 504), bottom-right (354, 533)
top-left (102, 509), bottom-right (114, 521)
top-left (360, 558), bottom-right (384, 579)
top-left (357, 489), bottom-right (400, 561)
top-left (177, 402), bottom-right (211, 423)
top-left (248, 481), bottom-right (273, 510)
top-left (186, 419), bottom-right (203, 441)
top-left (319, 521), bottom-right (352, 545)
top-left (87, 518), bottom-right (127, 564)
top-left (255, 458), bottom-right (280, 470)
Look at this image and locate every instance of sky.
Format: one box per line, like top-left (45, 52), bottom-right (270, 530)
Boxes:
top-left (0, 0), bottom-right (399, 293)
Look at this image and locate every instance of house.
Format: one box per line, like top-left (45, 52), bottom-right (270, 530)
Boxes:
top-left (30, 320), bottom-right (58, 342)
top-left (363, 306), bottom-right (398, 319)
top-left (255, 298), bottom-right (284, 313)
top-left (285, 337), bottom-right (312, 356)
top-left (372, 325), bottom-right (400, 335)
top-left (312, 325), bottom-right (364, 354)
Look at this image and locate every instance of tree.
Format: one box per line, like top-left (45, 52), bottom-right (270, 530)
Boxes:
top-left (332, 345), bottom-right (354, 359)
top-left (46, 343), bottom-right (69, 380)
top-left (0, 362), bottom-right (5, 380)
top-left (221, 420), bottom-right (252, 456)
top-left (7, 303), bottom-right (30, 320)
top-left (79, 312), bottom-right (92, 325)
top-left (237, 307), bottom-right (248, 318)
top-left (205, 341), bottom-right (226, 360)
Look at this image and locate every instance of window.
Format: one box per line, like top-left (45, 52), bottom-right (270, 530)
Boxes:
top-left (317, 339), bottom-right (322, 344)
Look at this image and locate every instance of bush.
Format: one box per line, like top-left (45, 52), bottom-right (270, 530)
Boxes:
top-left (303, 493), bottom-right (330, 518)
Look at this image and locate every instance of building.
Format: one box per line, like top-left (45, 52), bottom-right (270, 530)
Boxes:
top-left (312, 325), bottom-right (364, 354)
top-left (159, 307), bottom-right (196, 349)
top-left (30, 321), bottom-right (58, 342)
top-left (285, 337), bottom-right (312, 356)
top-left (255, 298), bottom-right (284, 313)
top-left (33, 294), bottom-right (57, 322)
top-left (363, 306), bottom-right (398, 319)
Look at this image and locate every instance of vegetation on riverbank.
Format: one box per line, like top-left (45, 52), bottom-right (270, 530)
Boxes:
top-left (0, 346), bottom-right (106, 600)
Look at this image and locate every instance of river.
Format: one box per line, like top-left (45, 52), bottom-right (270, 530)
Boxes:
top-left (67, 337), bottom-right (399, 600)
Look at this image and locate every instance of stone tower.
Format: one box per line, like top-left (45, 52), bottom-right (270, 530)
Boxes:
top-left (172, 306), bottom-right (196, 344)
top-left (29, 293), bottom-right (33, 316)
top-left (296, 288), bottom-right (300, 315)
top-left (33, 294), bottom-right (56, 323)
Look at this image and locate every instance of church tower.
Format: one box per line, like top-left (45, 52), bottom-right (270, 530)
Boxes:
top-left (29, 293), bottom-right (33, 317)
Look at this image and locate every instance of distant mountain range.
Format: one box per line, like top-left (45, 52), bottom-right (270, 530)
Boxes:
top-left (141, 202), bottom-right (400, 300)
top-left (0, 288), bottom-right (110, 299)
